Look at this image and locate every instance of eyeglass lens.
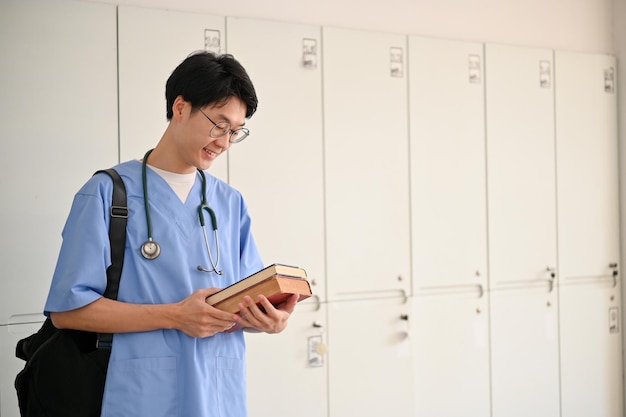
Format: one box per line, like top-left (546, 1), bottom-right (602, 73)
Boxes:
top-left (210, 123), bottom-right (248, 143)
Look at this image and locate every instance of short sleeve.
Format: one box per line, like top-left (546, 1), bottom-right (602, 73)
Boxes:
top-left (44, 176), bottom-right (113, 315)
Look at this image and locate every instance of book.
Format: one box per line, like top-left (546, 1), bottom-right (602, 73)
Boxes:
top-left (206, 264), bottom-right (312, 314)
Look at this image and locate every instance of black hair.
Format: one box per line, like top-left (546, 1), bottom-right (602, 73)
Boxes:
top-left (165, 51), bottom-right (258, 120)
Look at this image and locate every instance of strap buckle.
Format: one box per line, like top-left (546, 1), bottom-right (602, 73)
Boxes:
top-left (96, 332), bottom-right (113, 349)
top-left (95, 340), bottom-right (112, 349)
top-left (111, 206), bottom-right (128, 218)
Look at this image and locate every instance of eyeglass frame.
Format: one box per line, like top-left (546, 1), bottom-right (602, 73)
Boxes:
top-left (198, 108), bottom-right (250, 143)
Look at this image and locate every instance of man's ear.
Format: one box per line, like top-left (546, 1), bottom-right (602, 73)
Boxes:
top-left (171, 95), bottom-right (187, 120)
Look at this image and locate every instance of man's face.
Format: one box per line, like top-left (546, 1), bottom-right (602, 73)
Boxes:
top-left (172, 96), bottom-right (247, 172)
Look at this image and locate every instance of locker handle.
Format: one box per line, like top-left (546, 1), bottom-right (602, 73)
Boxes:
top-left (337, 288), bottom-right (408, 303)
top-left (495, 278), bottom-right (554, 293)
top-left (307, 294), bottom-right (322, 311)
top-left (544, 266), bottom-right (556, 292)
top-left (610, 263), bottom-right (619, 287)
top-left (417, 284), bottom-right (483, 298)
top-left (559, 274), bottom-right (617, 288)
top-left (610, 272), bottom-right (619, 288)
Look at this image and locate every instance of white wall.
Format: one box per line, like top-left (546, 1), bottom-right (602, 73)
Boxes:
top-left (85, 0), bottom-right (614, 53)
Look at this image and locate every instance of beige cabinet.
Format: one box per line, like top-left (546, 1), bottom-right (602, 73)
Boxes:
top-left (117, 5), bottom-right (228, 180)
top-left (555, 51), bottom-right (622, 417)
top-left (226, 17), bottom-right (326, 300)
top-left (327, 298), bottom-right (413, 417)
top-left (408, 36), bottom-right (490, 417)
top-left (485, 43), bottom-right (560, 417)
top-left (322, 26), bottom-right (411, 301)
top-left (225, 17), bottom-right (328, 417)
top-left (0, 1), bottom-right (118, 416)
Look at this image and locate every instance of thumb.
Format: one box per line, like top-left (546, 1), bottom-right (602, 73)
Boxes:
top-left (198, 287), bottom-right (222, 299)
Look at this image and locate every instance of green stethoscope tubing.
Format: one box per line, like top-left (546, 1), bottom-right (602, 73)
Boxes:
top-left (141, 149), bottom-right (222, 274)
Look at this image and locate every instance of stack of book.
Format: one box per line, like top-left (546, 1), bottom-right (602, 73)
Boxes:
top-left (205, 263), bottom-right (312, 314)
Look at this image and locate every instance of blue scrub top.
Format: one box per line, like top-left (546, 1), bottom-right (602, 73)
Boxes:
top-left (44, 160), bottom-right (264, 417)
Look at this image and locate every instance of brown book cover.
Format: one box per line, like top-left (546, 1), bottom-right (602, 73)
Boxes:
top-left (206, 264), bottom-right (312, 314)
top-left (208, 275), bottom-right (312, 314)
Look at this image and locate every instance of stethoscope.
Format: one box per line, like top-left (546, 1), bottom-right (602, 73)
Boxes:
top-left (141, 149), bottom-right (223, 274)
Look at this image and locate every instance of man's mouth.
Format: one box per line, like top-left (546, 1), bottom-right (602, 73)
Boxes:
top-left (203, 147), bottom-right (218, 158)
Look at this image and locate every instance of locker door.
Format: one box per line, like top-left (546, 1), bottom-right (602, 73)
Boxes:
top-left (555, 51), bottom-right (619, 280)
top-left (323, 27), bottom-right (411, 301)
top-left (555, 51), bottom-right (622, 417)
top-left (489, 288), bottom-right (560, 417)
top-left (226, 17), bottom-right (325, 299)
top-left (0, 1), bottom-right (118, 417)
top-left (245, 301), bottom-right (328, 417)
top-left (408, 36), bottom-right (490, 417)
top-left (409, 36), bottom-right (488, 291)
top-left (559, 285), bottom-right (622, 417)
top-left (0, 0), bottom-right (118, 326)
top-left (118, 5), bottom-right (227, 181)
top-left (225, 17), bottom-right (327, 417)
top-left (411, 291), bottom-right (490, 417)
top-left (327, 298), bottom-right (413, 417)
top-left (485, 44), bottom-right (560, 417)
top-left (485, 43), bottom-right (557, 289)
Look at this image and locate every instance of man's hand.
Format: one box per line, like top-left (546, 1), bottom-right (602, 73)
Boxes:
top-left (233, 294), bottom-right (299, 333)
top-left (172, 288), bottom-right (238, 338)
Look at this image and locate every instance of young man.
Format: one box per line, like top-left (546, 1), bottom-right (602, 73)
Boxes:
top-left (45, 51), bottom-right (298, 417)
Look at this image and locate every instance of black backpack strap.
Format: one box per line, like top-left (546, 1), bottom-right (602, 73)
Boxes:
top-left (93, 168), bottom-right (128, 348)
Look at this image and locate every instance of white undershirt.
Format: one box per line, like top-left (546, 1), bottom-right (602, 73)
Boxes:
top-left (147, 164), bottom-right (196, 203)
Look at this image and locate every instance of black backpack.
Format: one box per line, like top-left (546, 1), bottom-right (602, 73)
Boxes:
top-left (14, 169), bottom-right (127, 417)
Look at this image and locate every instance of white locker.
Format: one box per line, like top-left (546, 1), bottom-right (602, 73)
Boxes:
top-left (485, 44), bottom-right (560, 417)
top-left (411, 291), bottom-right (490, 417)
top-left (489, 287), bottom-right (560, 417)
top-left (485, 43), bottom-right (558, 288)
top-left (226, 17), bottom-right (326, 300)
top-left (559, 285), bottom-right (622, 417)
top-left (117, 5), bottom-right (228, 182)
top-left (0, 0), bottom-right (118, 324)
top-left (555, 51), bottom-right (622, 417)
top-left (245, 300), bottom-right (328, 417)
top-left (323, 27), bottom-right (411, 301)
top-left (225, 17), bottom-right (327, 417)
top-left (0, 1), bottom-right (118, 416)
top-left (409, 36), bottom-right (488, 291)
top-left (327, 298), bottom-right (413, 417)
top-left (408, 36), bottom-right (490, 417)
top-left (555, 51), bottom-right (620, 280)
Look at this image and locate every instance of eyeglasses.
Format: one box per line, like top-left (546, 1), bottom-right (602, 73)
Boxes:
top-left (198, 108), bottom-right (250, 143)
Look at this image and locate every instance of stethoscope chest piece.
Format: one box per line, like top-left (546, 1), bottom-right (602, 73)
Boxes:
top-left (141, 239), bottom-right (161, 260)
